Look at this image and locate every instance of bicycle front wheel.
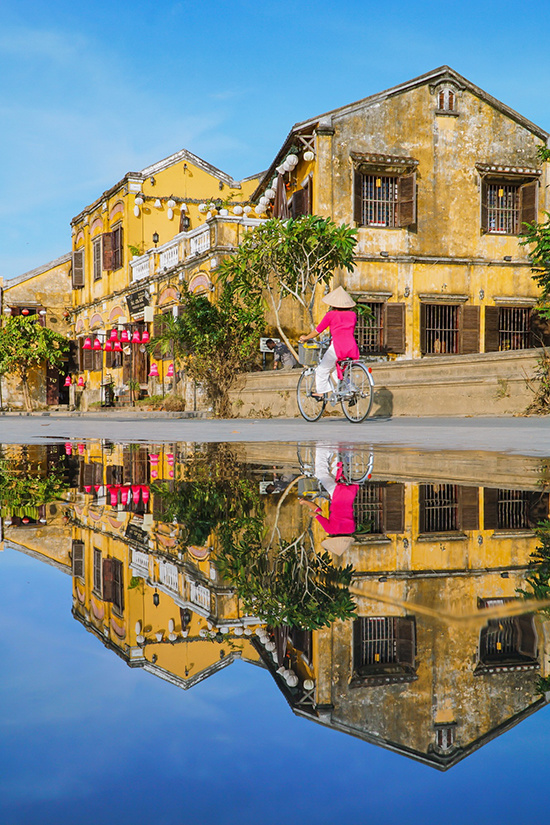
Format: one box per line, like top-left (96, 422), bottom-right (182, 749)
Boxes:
top-left (340, 363), bottom-right (374, 423)
top-left (297, 369), bottom-right (326, 421)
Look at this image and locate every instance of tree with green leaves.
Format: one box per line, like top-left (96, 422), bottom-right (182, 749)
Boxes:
top-left (0, 455), bottom-right (67, 521)
top-left (219, 215), bottom-right (358, 359)
top-left (150, 278), bottom-right (264, 417)
top-left (0, 315), bottom-right (70, 411)
top-left (520, 146), bottom-right (550, 318)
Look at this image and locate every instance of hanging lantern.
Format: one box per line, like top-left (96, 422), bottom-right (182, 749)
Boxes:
top-left (113, 341), bottom-right (123, 352)
top-left (198, 203), bottom-right (207, 213)
top-left (233, 205), bottom-right (243, 215)
top-left (77, 376), bottom-right (85, 387)
top-left (93, 338), bottom-right (102, 351)
top-left (154, 198), bottom-right (162, 209)
top-left (141, 486), bottom-right (150, 505)
top-left (94, 484), bottom-right (102, 494)
top-left (141, 329), bottom-right (150, 343)
top-left (133, 206), bottom-right (140, 217)
top-left (21, 308), bottom-right (30, 316)
top-left (83, 337), bottom-right (92, 350)
top-left (286, 153), bottom-right (299, 167)
top-left (64, 375), bottom-right (72, 387)
top-left (303, 150), bottom-right (315, 162)
top-left (104, 340), bottom-right (113, 352)
top-left (131, 330), bottom-right (141, 344)
top-left (22, 517), bottom-right (30, 524)
top-left (243, 205), bottom-right (252, 215)
top-left (149, 362), bottom-right (159, 377)
top-left (167, 208), bottom-right (174, 220)
top-left (168, 469), bottom-right (174, 478)
top-left (151, 468), bottom-right (158, 479)
top-left (265, 188), bottom-right (276, 200)
top-left (135, 195), bottom-right (144, 206)
top-left (167, 198), bottom-right (176, 209)
top-left (167, 363), bottom-right (174, 378)
top-left (109, 329), bottom-right (118, 341)
top-left (120, 329), bottom-right (129, 343)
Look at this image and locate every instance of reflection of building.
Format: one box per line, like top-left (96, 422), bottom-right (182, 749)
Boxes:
top-left (5, 441), bottom-right (550, 769)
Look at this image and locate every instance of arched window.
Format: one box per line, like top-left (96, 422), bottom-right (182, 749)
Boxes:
top-left (438, 88), bottom-right (456, 112)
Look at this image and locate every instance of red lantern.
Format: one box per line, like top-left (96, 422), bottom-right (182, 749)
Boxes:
top-left (149, 453), bottom-right (159, 464)
top-left (149, 362), bottom-right (159, 377)
top-left (109, 329), bottom-right (118, 341)
top-left (77, 443), bottom-right (85, 455)
top-left (141, 330), bottom-right (150, 344)
top-left (94, 484), bottom-right (102, 493)
top-left (120, 486), bottom-right (129, 506)
top-left (64, 375), bottom-right (72, 387)
top-left (114, 341), bottom-right (123, 352)
top-left (22, 517), bottom-right (30, 523)
top-left (120, 329), bottom-right (129, 343)
top-left (131, 330), bottom-right (141, 344)
top-left (21, 308), bottom-right (29, 316)
top-left (109, 487), bottom-right (119, 507)
top-left (93, 338), bottom-right (102, 351)
top-left (167, 363), bottom-right (174, 378)
top-left (166, 453), bottom-right (174, 465)
top-left (131, 485), bottom-right (141, 503)
top-left (77, 376), bottom-right (85, 387)
top-left (83, 337), bottom-right (92, 350)
top-left (65, 442), bottom-right (72, 455)
top-left (84, 485), bottom-right (92, 494)
top-left (104, 340), bottom-right (113, 352)
top-left (141, 486), bottom-right (150, 505)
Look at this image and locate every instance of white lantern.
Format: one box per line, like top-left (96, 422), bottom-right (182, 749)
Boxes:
top-left (276, 164), bottom-right (286, 175)
top-left (135, 621), bottom-right (142, 635)
top-left (136, 634), bottom-right (145, 644)
top-left (271, 178), bottom-right (278, 189)
top-left (219, 208), bottom-right (228, 216)
top-left (198, 203), bottom-right (207, 213)
top-left (181, 629), bottom-right (189, 637)
top-left (155, 631), bottom-right (163, 642)
top-left (286, 153), bottom-right (298, 167)
top-left (286, 674), bottom-right (299, 687)
top-left (167, 208), bottom-right (174, 220)
top-left (243, 205), bottom-right (252, 215)
top-left (199, 628), bottom-right (207, 637)
top-left (206, 211), bottom-right (212, 219)
top-left (265, 188), bottom-right (276, 200)
top-left (304, 151), bottom-right (315, 162)
top-left (168, 632), bottom-right (177, 642)
top-left (167, 198), bottom-right (176, 209)
top-left (168, 619), bottom-right (175, 633)
top-left (283, 159), bottom-right (293, 172)
top-left (220, 626), bottom-right (229, 634)
top-left (154, 198), bottom-right (162, 209)
top-left (259, 196), bottom-right (270, 206)
top-left (233, 205), bottom-right (243, 215)
top-left (254, 204), bottom-right (264, 215)
top-left (133, 205), bottom-right (140, 217)
top-left (255, 627), bottom-right (264, 637)
top-left (180, 203), bottom-right (188, 212)
top-left (303, 679), bottom-right (315, 690)
top-left (265, 641), bottom-right (276, 652)
top-left (244, 626), bottom-right (252, 636)
top-left (135, 195), bottom-right (144, 206)
top-left (234, 626), bottom-right (243, 636)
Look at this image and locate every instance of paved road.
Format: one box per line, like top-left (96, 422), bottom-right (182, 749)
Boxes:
top-left (1, 414), bottom-right (550, 456)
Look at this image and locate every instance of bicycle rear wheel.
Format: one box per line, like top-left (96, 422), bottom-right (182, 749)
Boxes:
top-left (297, 369), bottom-right (326, 421)
top-left (339, 448), bottom-right (374, 483)
top-left (340, 362), bottom-right (373, 423)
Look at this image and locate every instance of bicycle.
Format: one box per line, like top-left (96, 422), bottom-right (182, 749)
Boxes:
top-left (296, 340), bottom-right (375, 423)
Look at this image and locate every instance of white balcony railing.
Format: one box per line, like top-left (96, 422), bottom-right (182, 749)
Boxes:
top-left (189, 581), bottom-right (210, 611)
top-left (158, 560), bottom-right (179, 592)
top-left (158, 241), bottom-right (179, 272)
top-left (189, 227), bottom-right (210, 257)
top-left (131, 548), bottom-right (150, 577)
top-left (130, 255), bottom-right (151, 282)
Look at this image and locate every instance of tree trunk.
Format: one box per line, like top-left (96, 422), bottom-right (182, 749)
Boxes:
top-left (21, 370), bottom-right (32, 412)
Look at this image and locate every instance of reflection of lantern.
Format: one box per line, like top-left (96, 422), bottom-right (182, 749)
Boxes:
top-left (166, 453), bottom-right (174, 465)
top-left (168, 469), bottom-right (174, 478)
top-left (120, 487), bottom-right (129, 506)
top-left (109, 487), bottom-right (119, 507)
top-left (167, 363), bottom-right (174, 378)
top-left (141, 330), bottom-right (150, 344)
top-left (77, 376), bottom-right (85, 387)
top-left (22, 308), bottom-right (30, 316)
top-left (131, 485), bottom-right (141, 503)
top-left (94, 484), bottom-right (102, 494)
top-left (120, 329), bottom-right (129, 343)
top-left (149, 362), bottom-right (159, 377)
top-left (93, 338), bottom-right (102, 351)
top-left (64, 375), bottom-right (72, 387)
top-left (77, 443), bottom-right (85, 455)
top-left (141, 486), bottom-right (150, 505)
top-left (22, 517), bottom-right (30, 523)
top-left (84, 485), bottom-right (92, 493)
top-left (151, 468), bottom-right (158, 479)
top-left (83, 337), bottom-right (92, 350)
top-left (114, 341), bottom-right (123, 352)
top-left (149, 453), bottom-right (159, 464)
top-left (104, 340), bottom-right (112, 352)
top-left (65, 442), bottom-right (72, 455)
top-left (109, 329), bottom-right (118, 341)
top-left (131, 330), bottom-right (141, 344)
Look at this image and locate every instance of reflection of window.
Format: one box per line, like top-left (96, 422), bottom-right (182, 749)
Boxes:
top-left (72, 540), bottom-right (85, 579)
top-left (93, 548), bottom-right (102, 594)
top-left (476, 614), bottom-right (538, 674)
top-left (352, 616), bottom-right (416, 685)
top-left (435, 725), bottom-right (456, 751)
top-left (484, 488), bottom-right (548, 531)
top-left (353, 483), bottom-right (404, 536)
top-left (103, 558), bottom-right (124, 613)
top-left (419, 484), bottom-right (479, 533)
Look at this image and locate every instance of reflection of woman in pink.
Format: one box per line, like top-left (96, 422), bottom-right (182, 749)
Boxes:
top-left (299, 444), bottom-right (358, 556)
top-left (298, 286), bottom-right (359, 398)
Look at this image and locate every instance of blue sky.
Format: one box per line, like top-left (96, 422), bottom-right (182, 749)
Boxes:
top-left (1, 0), bottom-right (549, 279)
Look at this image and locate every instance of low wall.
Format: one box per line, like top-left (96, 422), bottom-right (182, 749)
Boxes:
top-left (227, 349), bottom-right (542, 418)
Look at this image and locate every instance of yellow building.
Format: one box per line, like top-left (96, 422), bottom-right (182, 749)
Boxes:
top-left (252, 65), bottom-right (550, 358)
top-left (0, 253), bottom-right (73, 409)
top-left (69, 148), bottom-right (261, 408)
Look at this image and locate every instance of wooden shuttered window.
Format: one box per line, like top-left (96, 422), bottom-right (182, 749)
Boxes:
top-left (384, 483), bottom-right (405, 533)
top-left (353, 169), bottom-right (362, 224)
top-left (397, 172), bottom-right (416, 227)
top-left (123, 446), bottom-right (149, 485)
top-left (530, 309), bottom-right (550, 348)
top-left (102, 227), bottom-right (123, 271)
top-left (72, 540), bottom-right (85, 579)
top-left (290, 181), bottom-right (311, 218)
top-left (384, 303), bottom-right (406, 353)
top-left (459, 486), bottom-right (479, 531)
top-left (484, 306), bottom-right (500, 352)
top-left (93, 237), bottom-right (102, 280)
top-left (102, 558), bottom-right (124, 612)
top-left (484, 488), bottom-right (548, 531)
top-left (103, 232), bottom-right (114, 270)
top-left (480, 179), bottom-right (489, 233)
top-left (520, 180), bottom-right (538, 229)
top-left (481, 177), bottom-right (538, 235)
top-left (72, 250), bottom-right (85, 288)
top-left (460, 305), bottom-right (480, 354)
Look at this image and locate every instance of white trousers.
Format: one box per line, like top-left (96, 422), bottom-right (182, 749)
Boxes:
top-left (314, 444), bottom-right (337, 498)
top-left (315, 342), bottom-right (338, 393)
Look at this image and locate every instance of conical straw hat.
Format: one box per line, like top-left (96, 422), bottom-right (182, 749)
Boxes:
top-left (321, 536), bottom-right (354, 556)
top-left (322, 286), bottom-right (356, 308)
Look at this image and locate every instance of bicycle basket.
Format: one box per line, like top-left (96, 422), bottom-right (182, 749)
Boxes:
top-left (298, 342), bottom-right (321, 366)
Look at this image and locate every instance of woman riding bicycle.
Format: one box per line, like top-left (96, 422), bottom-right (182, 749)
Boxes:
top-left (298, 285), bottom-right (359, 399)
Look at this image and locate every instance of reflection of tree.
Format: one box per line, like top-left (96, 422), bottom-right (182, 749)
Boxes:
top-left (518, 519), bottom-right (550, 614)
top-left (152, 445), bottom-right (357, 630)
top-left (0, 457), bottom-right (67, 519)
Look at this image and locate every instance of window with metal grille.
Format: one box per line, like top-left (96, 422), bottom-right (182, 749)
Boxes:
top-left (420, 484), bottom-right (459, 533)
top-left (423, 304), bottom-right (460, 354)
top-left (354, 484), bottom-right (384, 534)
top-left (356, 303), bottom-right (384, 354)
top-left (486, 183), bottom-right (520, 234)
top-left (498, 307), bottom-right (531, 350)
top-left (359, 175), bottom-right (398, 227)
top-left (353, 616), bottom-right (416, 682)
top-left (477, 614), bottom-right (538, 672)
top-left (497, 489), bottom-right (530, 530)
